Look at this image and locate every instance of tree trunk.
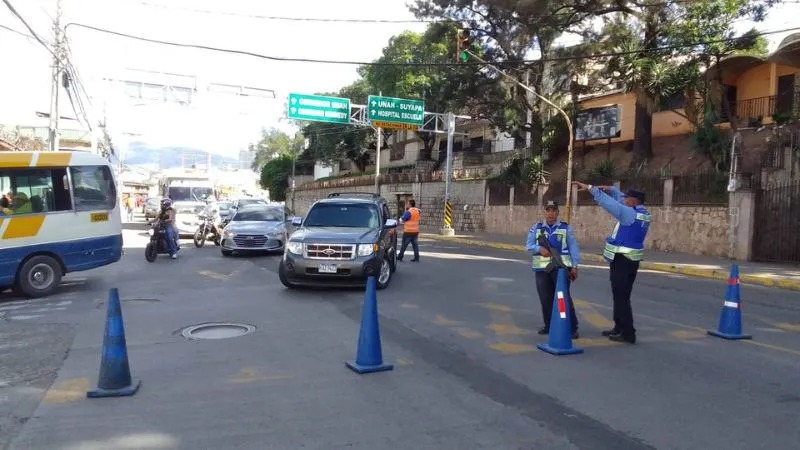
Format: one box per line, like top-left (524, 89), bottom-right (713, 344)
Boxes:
top-left (632, 96), bottom-right (653, 165)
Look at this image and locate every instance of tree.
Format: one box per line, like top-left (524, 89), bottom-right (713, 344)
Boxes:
top-left (359, 22), bottom-right (491, 161)
top-left (259, 154), bottom-right (293, 202)
top-left (301, 80), bottom-right (376, 172)
top-left (249, 127), bottom-right (306, 172)
top-left (411, 0), bottom-right (647, 161)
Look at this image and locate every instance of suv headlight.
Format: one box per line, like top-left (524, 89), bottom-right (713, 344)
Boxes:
top-left (223, 229), bottom-right (235, 238)
top-left (357, 243), bottom-right (378, 256)
top-left (287, 242), bottom-right (303, 254)
top-left (148, 228), bottom-right (155, 236)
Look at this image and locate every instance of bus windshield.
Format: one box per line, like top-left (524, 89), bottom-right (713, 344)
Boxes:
top-left (167, 186), bottom-right (213, 202)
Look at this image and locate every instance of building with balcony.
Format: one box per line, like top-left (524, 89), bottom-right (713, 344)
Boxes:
top-left (708, 33), bottom-right (800, 126)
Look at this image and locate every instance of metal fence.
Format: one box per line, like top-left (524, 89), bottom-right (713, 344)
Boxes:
top-left (514, 183), bottom-right (538, 205)
top-left (672, 170), bottom-right (729, 205)
top-left (752, 180), bottom-right (800, 264)
top-left (618, 173), bottom-right (665, 205)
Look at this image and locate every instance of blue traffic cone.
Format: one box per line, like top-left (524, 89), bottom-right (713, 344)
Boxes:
top-left (707, 264), bottom-right (752, 340)
top-left (346, 276), bottom-right (394, 374)
top-left (537, 268), bottom-right (584, 356)
top-left (87, 288), bottom-right (141, 398)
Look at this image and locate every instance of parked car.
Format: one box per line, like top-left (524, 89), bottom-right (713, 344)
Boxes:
top-left (278, 192), bottom-right (398, 290)
top-left (220, 204), bottom-right (287, 256)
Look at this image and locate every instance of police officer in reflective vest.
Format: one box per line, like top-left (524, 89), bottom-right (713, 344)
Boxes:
top-left (574, 182), bottom-right (651, 344)
top-left (398, 199), bottom-right (420, 262)
top-left (526, 200), bottom-right (581, 338)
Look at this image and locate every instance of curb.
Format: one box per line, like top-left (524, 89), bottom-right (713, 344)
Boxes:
top-left (421, 233), bottom-right (800, 292)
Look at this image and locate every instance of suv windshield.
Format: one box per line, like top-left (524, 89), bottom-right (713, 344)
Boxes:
top-left (304, 203), bottom-right (379, 228)
top-left (233, 207), bottom-right (284, 222)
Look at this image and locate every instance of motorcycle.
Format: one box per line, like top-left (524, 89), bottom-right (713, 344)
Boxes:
top-left (193, 213), bottom-right (221, 248)
top-left (145, 221), bottom-right (174, 262)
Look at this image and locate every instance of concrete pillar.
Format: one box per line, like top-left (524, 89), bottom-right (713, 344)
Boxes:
top-left (728, 190), bottom-right (756, 261)
top-left (536, 183), bottom-right (547, 208)
top-left (662, 177), bottom-right (674, 207)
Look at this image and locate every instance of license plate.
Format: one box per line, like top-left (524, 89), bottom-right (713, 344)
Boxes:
top-left (90, 212), bottom-right (108, 222)
top-left (318, 263), bottom-right (337, 274)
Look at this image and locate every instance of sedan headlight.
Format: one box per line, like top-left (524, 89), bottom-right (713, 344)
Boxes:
top-left (286, 242), bottom-right (303, 254)
top-left (223, 229), bottom-right (235, 238)
top-left (358, 243), bottom-right (378, 256)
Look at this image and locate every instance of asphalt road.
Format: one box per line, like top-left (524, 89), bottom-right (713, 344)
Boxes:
top-left (1, 223), bottom-right (798, 449)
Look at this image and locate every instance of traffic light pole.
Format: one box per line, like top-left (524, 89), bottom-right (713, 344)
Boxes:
top-left (463, 50), bottom-right (576, 221)
top-left (441, 112), bottom-right (455, 236)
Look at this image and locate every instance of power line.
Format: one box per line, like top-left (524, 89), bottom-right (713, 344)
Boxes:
top-left (1, 0), bottom-right (55, 57)
top-left (64, 22), bottom-right (800, 67)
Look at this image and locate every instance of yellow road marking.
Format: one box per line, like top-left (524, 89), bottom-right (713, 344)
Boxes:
top-left (579, 299), bottom-right (800, 356)
top-left (42, 378), bottom-right (91, 404)
top-left (229, 368), bottom-right (288, 384)
top-left (0, 153), bottom-right (33, 167)
top-left (489, 342), bottom-right (536, 354)
top-left (35, 152), bottom-right (72, 167)
top-left (573, 299), bottom-right (614, 330)
top-left (399, 303), bottom-right (418, 309)
top-left (433, 314), bottom-right (462, 326)
top-left (669, 329), bottom-right (706, 340)
top-left (197, 270), bottom-right (230, 281)
top-left (577, 337), bottom-right (622, 347)
top-left (2, 215), bottom-right (46, 239)
top-left (396, 357), bottom-right (414, 366)
top-left (454, 327), bottom-right (483, 339)
top-left (774, 322), bottom-right (800, 333)
top-left (487, 323), bottom-right (530, 336)
top-left (477, 302), bottom-right (513, 313)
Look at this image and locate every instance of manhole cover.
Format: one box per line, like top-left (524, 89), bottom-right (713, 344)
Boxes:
top-left (180, 322), bottom-right (255, 340)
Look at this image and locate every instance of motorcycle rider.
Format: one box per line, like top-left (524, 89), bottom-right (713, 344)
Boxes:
top-left (158, 197), bottom-right (179, 259)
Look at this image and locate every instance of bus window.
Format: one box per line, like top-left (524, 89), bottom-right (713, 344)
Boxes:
top-left (0, 168), bottom-right (72, 214)
top-left (70, 165), bottom-right (116, 211)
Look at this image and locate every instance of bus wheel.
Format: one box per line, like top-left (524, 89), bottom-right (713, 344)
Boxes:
top-left (17, 255), bottom-right (62, 298)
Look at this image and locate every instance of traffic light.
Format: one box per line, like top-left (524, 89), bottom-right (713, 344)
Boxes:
top-left (456, 29), bottom-right (471, 62)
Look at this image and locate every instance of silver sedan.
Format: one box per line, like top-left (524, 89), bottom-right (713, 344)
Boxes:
top-left (220, 205), bottom-right (287, 256)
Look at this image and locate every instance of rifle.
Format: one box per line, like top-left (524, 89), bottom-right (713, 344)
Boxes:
top-left (537, 232), bottom-right (568, 274)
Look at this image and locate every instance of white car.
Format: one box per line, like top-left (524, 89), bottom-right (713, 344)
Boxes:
top-left (172, 201), bottom-right (207, 237)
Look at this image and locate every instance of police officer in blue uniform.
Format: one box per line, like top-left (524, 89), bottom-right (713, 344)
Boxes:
top-left (573, 182), bottom-right (651, 344)
top-left (526, 200), bottom-right (581, 339)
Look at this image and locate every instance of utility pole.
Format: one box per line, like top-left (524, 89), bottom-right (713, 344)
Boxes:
top-left (441, 112), bottom-right (456, 236)
top-left (48, 0), bottom-right (64, 152)
top-left (373, 91), bottom-right (383, 195)
top-left (525, 69), bottom-right (532, 158)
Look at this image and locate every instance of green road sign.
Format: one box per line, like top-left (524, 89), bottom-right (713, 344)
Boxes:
top-left (287, 93), bottom-right (351, 124)
top-left (367, 95), bottom-right (425, 127)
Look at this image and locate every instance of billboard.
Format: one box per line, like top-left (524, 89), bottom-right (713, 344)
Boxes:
top-left (575, 105), bottom-right (622, 141)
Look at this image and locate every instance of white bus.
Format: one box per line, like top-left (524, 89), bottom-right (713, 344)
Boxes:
top-left (0, 151), bottom-right (123, 297)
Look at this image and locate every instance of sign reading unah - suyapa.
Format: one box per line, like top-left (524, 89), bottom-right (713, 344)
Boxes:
top-left (287, 93), bottom-right (351, 124)
top-left (367, 95), bottom-right (425, 126)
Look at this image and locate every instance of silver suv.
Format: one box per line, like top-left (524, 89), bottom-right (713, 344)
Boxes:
top-left (278, 192), bottom-right (398, 289)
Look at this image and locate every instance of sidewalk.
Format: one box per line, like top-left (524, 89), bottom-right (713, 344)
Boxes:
top-left (420, 228), bottom-right (800, 292)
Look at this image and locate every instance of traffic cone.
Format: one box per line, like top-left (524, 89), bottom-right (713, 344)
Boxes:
top-left (87, 288), bottom-right (141, 398)
top-left (346, 276), bottom-right (394, 374)
top-left (537, 268), bottom-right (584, 356)
top-left (707, 264), bottom-right (752, 340)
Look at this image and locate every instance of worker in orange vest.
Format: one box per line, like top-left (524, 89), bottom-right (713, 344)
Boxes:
top-left (397, 199), bottom-right (421, 262)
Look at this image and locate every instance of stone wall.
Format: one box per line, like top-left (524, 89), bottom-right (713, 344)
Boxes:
top-left (487, 204), bottom-right (730, 256)
top-left (290, 178), bottom-right (739, 258)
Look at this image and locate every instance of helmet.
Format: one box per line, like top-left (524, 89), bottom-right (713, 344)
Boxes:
top-left (160, 197), bottom-right (172, 209)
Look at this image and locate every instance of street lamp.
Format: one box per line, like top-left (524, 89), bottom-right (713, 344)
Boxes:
top-left (463, 50), bottom-right (575, 221)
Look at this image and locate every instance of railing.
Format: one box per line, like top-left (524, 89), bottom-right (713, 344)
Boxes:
top-left (736, 96), bottom-right (775, 121)
top-left (672, 170), bottom-right (729, 205)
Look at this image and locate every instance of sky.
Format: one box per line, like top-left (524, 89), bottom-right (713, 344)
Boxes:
top-left (1, 0), bottom-right (798, 159)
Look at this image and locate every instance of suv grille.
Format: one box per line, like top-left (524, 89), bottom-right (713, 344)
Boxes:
top-left (305, 243), bottom-right (355, 260)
